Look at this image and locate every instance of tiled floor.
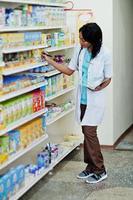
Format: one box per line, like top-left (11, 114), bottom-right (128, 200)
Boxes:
top-left (20, 145), bottom-right (133, 200)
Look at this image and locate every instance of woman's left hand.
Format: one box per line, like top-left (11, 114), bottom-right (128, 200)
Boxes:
top-left (94, 78), bottom-right (112, 91)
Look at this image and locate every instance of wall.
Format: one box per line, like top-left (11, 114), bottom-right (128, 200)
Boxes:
top-left (113, 0), bottom-right (133, 142)
top-left (71, 0), bottom-right (114, 145)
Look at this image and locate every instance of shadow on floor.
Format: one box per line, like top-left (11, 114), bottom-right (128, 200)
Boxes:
top-left (115, 127), bottom-right (133, 151)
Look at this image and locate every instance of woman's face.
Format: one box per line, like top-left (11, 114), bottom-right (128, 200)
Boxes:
top-left (79, 32), bottom-right (92, 50)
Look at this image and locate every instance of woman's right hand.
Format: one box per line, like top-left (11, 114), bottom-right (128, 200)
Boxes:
top-left (41, 52), bottom-right (74, 76)
top-left (41, 52), bottom-right (53, 63)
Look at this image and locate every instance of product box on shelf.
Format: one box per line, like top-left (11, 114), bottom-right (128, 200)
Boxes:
top-left (45, 73), bottom-right (74, 97)
top-left (0, 153), bottom-right (8, 165)
top-left (0, 116), bottom-right (46, 163)
top-left (8, 130), bottom-right (20, 154)
top-left (0, 134), bottom-right (10, 154)
top-left (9, 168), bottom-right (18, 195)
top-left (0, 177), bottom-right (5, 199)
top-left (0, 88), bottom-right (45, 130)
top-left (0, 4), bottom-right (66, 28)
top-left (2, 172), bottom-right (12, 199)
top-left (0, 165), bottom-right (25, 199)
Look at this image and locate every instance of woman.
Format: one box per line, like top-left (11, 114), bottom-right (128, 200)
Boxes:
top-left (42, 23), bottom-right (112, 184)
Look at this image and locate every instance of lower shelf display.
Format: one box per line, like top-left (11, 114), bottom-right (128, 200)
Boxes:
top-left (46, 100), bottom-right (75, 125)
top-left (0, 136), bottom-right (82, 200)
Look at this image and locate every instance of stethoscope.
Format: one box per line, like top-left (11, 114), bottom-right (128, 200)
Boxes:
top-left (77, 45), bottom-right (93, 67)
top-left (77, 47), bottom-right (83, 67)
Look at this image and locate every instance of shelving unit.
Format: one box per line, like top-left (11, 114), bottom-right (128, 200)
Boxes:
top-left (0, 134), bottom-right (48, 171)
top-left (0, 26), bottom-right (65, 33)
top-left (0, 109), bottom-right (46, 136)
top-left (0, 82), bottom-right (46, 102)
top-left (43, 69), bottom-right (61, 77)
top-left (0, 1), bottom-right (81, 199)
top-left (2, 62), bottom-right (48, 75)
top-left (45, 86), bottom-right (75, 101)
top-left (2, 45), bottom-right (74, 54)
top-left (2, 45), bottom-right (48, 54)
top-left (10, 139), bottom-right (81, 200)
top-left (46, 45), bottom-right (75, 52)
top-left (47, 106), bottom-right (75, 125)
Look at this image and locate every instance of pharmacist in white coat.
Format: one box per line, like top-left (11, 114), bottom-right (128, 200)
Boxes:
top-left (42, 23), bottom-right (112, 184)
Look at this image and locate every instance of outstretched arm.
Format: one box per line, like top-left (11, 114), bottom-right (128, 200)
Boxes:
top-left (42, 54), bottom-right (74, 76)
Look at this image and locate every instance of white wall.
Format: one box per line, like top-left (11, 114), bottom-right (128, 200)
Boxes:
top-left (72, 0), bottom-right (114, 145)
top-left (70, 0), bottom-right (133, 145)
top-left (113, 0), bottom-right (133, 142)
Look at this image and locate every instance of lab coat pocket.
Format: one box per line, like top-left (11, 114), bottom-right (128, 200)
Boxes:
top-left (87, 90), bottom-right (105, 109)
top-left (88, 61), bottom-right (104, 89)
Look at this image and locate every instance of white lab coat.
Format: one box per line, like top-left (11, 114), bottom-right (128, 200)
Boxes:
top-left (68, 45), bottom-right (112, 126)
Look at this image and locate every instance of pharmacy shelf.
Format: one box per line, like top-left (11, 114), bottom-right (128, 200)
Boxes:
top-left (2, 62), bottom-right (48, 75)
top-left (0, 109), bottom-right (46, 136)
top-left (0, 134), bottom-right (48, 171)
top-left (46, 45), bottom-right (75, 52)
top-left (47, 106), bottom-right (75, 126)
top-left (0, 26), bottom-right (65, 33)
top-left (45, 86), bottom-right (75, 101)
top-left (10, 140), bottom-right (81, 200)
top-left (44, 70), bottom-right (61, 77)
top-left (2, 45), bottom-right (74, 54)
top-left (2, 45), bottom-right (47, 54)
top-left (0, 82), bottom-right (46, 102)
top-left (0, 0), bottom-right (65, 7)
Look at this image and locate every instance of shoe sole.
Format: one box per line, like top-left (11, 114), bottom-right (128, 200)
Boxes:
top-left (77, 173), bottom-right (94, 179)
top-left (86, 174), bottom-right (108, 183)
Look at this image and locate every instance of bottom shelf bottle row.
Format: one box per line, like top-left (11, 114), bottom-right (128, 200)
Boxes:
top-left (0, 137), bottom-right (82, 200)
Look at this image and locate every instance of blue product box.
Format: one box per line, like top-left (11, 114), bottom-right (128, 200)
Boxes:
top-left (42, 115), bottom-right (46, 129)
top-left (8, 130), bottom-right (20, 154)
top-left (0, 177), bottom-right (5, 200)
top-left (9, 168), bottom-right (17, 194)
top-left (37, 154), bottom-right (44, 169)
top-left (2, 174), bottom-right (11, 199)
top-left (43, 152), bottom-right (49, 168)
top-left (29, 164), bottom-right (38, 176)
top-left (15, 165), bottom-right (25, 186)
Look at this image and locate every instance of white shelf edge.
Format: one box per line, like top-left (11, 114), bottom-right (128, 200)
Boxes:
top-left (43, 70), bottom-right (61, 77)
top-left (0, 134), bottom-right (48, 171)
top-left (46, 45), bottom-right (75, 52)
top-left (45, 86), bottom-right (75, 101)
top-left (47, 106), bottom-right (75, 125)
top-left (0, 82), bottom-right (46, 102)
top-left (10, 140), bottom-right (81, 200)
top-left (2, 62), bottom-right (47, 75)
top-left (0, 109), bottom-right (46, 136)
top-left (2, 45), bottom-right (47, 54)
top-left (0, 26), bottom-right (65, 33)
top-left (0, 0), bottom-right (65, 7)
top-left (2, 45), bottom-right (74, 54)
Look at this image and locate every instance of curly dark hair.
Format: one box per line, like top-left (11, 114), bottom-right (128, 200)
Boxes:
top-left (79, 23), bottom-right (102, 59)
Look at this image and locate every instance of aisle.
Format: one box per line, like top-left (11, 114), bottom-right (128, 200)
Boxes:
top-left (20, 147), bottom-right (133, 200)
